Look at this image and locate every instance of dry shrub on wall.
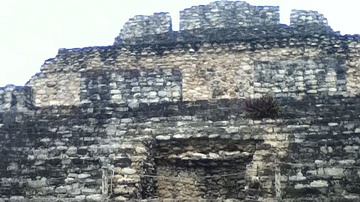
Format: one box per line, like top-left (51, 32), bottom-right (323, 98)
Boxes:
top-left (243, 94), bottom-right (280, 119)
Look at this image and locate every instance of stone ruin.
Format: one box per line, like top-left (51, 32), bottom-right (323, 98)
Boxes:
top-left (1, 1), bottom-right (360, 201)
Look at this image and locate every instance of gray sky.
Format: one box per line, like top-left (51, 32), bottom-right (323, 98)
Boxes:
top-left (0, 0), bottom-right (356, 86)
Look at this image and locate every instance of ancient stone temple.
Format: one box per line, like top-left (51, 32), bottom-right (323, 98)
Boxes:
top-left (1, 1), bottom-right (360, 201)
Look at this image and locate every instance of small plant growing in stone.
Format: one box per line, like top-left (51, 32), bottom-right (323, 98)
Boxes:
top-left (243, 94), bottom-right (280, 119)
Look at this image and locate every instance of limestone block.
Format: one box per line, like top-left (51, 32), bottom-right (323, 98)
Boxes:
top-left (85, 194), bottom-right (105, 202)
top-left (310, 180), bottom-right (328, 188)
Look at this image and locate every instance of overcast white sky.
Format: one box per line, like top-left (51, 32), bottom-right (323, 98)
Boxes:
top-left (0, 0), bottom-right (357, 86)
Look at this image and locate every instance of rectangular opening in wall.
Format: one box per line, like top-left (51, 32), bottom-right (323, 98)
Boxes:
top-left (153, 138), bottom-right (259, 200)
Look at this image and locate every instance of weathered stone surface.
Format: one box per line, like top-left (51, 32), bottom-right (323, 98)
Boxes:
top-left (113, 196), bottom-right (127, 202)
top-left (9, 196), bottom-right (26, 202)
top-left (85, 194), bottom-right (105, 202)
top-left (1, 1), bottom-right (360, 202)
top-left (78, 173), bottom-right (91, 179)
top-left (121, 168), bottom-right (137, 175)
top-left (310, 180), bottom-right (328, 188)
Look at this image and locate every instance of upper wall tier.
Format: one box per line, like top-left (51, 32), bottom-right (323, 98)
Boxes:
top-left (179, 1), bottom-right (279, 30)
top-left (114, 12), bottom-right (172, 45)
top-left (18, 0), bottom-right (360, 107)
top-left (114, 0), bottom-right (333, 45)
top-left (290, 9), bottom-right (329, 27)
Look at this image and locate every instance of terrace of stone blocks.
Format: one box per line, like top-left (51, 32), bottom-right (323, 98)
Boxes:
top-left (1, 1), bottom-right (360, 201)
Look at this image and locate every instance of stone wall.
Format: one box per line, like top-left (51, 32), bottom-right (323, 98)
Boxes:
top-left (2, 96), bottom-right (360, 201)
top-left (26, 40), bottom-right (358, 107)
top-left (0, 106), bottom-right (144, 201)
top-left (0, 85), bottom-right (33, 111)
top-left (80, 68), bottom-right (182, 107)
top-left (27, 72), bottom-right (81, 107)
top-left (26, 0), bottom-right (358, 107)
top-left (254, 57), bottom-right (347, 98)
top-left (290, 9), bottom-right (329, 27)
top-left (114, 13), bottom-right (172, 45)
top-left (2, 0), bottom-right (360, 201)
top-left (179, 1), bottom-right (279, 30)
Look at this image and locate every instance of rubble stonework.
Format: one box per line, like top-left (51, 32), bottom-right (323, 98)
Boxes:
top-left (2, 1), bottom-right (360, 201)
